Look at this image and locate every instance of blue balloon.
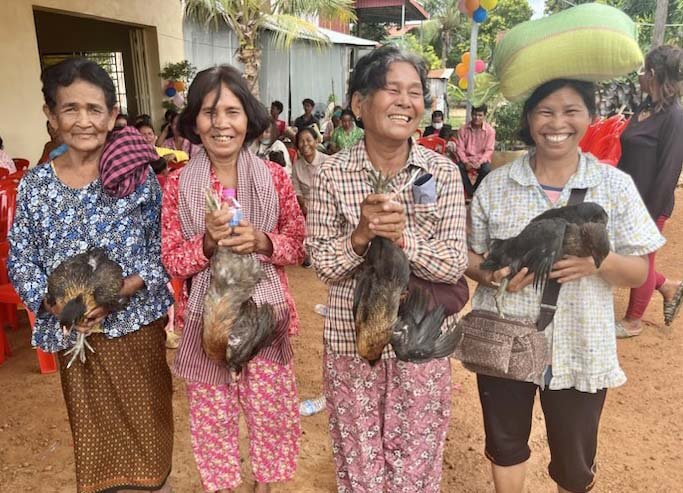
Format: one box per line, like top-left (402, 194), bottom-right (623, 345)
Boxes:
top-left (165, 86), bottom-right (177, 97)
top-left (473, 7), bottom-right (488, 23)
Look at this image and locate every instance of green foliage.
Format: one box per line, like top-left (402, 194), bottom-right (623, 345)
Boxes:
top-left (356, 22), bottom-right (389, 42)
top-left (389, 34), bottom-right (442, 69)
top-left (159, 60), bottom-right (196, 82)
top-left (490, 100), bottom-right (523, 149)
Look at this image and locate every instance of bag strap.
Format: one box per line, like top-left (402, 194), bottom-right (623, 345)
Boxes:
top-left (537, 188), bottom-right (587, 331)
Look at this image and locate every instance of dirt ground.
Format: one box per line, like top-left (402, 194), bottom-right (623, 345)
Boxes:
top-left (2, 192), bottom-right (683, 493)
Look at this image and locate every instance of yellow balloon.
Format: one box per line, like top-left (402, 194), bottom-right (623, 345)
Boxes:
top-left (480, 0), bottom-right (498, 9)
top-left (458, 78), bottom-right (468, 90)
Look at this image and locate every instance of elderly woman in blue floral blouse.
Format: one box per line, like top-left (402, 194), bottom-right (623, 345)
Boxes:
top-left (8, 58), bottom-right (174, 493)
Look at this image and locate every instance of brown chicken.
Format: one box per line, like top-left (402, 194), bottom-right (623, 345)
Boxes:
top-left (203, 189), bottom-right (275, 373)
top-left (46, 248), bottom-right (127, 367)
top-left (352, 171), bottom-right (411, 363)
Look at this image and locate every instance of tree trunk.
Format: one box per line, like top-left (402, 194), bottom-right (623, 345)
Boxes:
top-left (652, 0), bottom-right (669, 48)
top-left (237, 44), bottom-right (261, 97)
top-left (441, 31), bottom-right (451, 67)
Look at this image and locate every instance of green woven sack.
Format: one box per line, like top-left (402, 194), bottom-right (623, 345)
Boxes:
top-left (492, 3), bottom-right (643, 102)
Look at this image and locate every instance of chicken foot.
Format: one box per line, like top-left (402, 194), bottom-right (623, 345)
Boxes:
top-left (495, 278), bottom-right (509, 318)
top-left (63, 332), bottom-right (95, 369)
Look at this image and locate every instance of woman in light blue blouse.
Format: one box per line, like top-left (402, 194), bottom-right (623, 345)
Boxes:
top-left (8, 58), bottom-right (174, 493)
top-left (465, 79), bottom-right (664, 493)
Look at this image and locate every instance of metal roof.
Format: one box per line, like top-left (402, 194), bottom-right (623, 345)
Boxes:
top-left (355, 0), bottom-right (429, 24)
top-left (318, 27), bottom-right (378, 47)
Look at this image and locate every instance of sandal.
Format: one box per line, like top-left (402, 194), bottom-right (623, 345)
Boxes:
top-left (615, 321), bottom-right (643, 339)
top-left (663, 282), bottom-right (683, 326)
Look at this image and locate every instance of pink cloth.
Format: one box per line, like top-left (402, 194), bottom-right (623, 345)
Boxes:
top-left (453, 121), bottom-right (495, 168)
top-left (626, 215), bottom-right (668, 319)
top-left (323, 352), bottom-right (452, 493)
top-left (100, 126), bottom-right (155, 198)
top-left (186, 357), bottom-right (300, 492)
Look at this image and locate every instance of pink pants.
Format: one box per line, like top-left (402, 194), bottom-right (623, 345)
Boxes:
top-left (186, 357), bottom-right (300, 492)
top-left (324, 351), bottom-right (452, 493)
top-left (626, 215), bottom-right (667, 320)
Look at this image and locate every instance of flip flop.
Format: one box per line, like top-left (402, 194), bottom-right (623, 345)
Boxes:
top-left (663, 281), bottom-right (683, 326)
top-left (615, 321), bottom-right (643, 339)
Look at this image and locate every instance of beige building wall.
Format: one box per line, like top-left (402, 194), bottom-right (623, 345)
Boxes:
top-left (0, 0), bottom-right (185, 163)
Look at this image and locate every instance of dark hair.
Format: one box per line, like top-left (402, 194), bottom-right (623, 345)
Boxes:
top-left (340, 109), bottom-right (355, 120)
top-left (473, 104), bottom-right (488, 115)
top-left (164, 109), bottom-right (178, 122)
top-left (0, 135), bottom-right (3, 150)
top-left (431, 110), bottom-right (444, 120)
top-left (347, 45), bottom-right (432, 115)
top-left (518, 79), bottom-right (596, 146)
top-left (150, 157), bottom-right (168, 175)
top-left (295, 127), bottom-right (319, 148)
top-left (268, 150), bottom-right (286, 167)
top-left (116, 113), bottom-right (129, 122)
top-left (135, 121), bottom-right (154, 132)
top-left (41, 58), bottom-right (117, 111)
top-left (135, 113), bottom-right (152, 125)
top-left (178, 65), bottom-right (270, 146)
top-left (302, 98), bottom-right (315, 107)
top-left (645, 45), bottom-right (683, 111)
top-left (271, 100), bottom-right (283, 113)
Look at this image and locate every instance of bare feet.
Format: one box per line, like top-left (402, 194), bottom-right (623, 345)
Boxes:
top-left (658, 279), bottom-right (681, 302)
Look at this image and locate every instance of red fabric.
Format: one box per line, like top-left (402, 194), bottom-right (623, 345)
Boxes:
top-left (100, 126), bottom-right (156, 198)
top-left (579, 116), bottom-right (629, 167)
top-left (626, 215), bottom-right (667, 319)
top-left (453, 121), bottom-right (495, 167)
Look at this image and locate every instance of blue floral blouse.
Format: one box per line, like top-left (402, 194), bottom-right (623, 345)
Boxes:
top-left (8, 164), bottom-right (173, 352)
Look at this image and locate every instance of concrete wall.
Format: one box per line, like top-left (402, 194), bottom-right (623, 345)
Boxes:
top-left (0, 0), bottom-right (185, 163)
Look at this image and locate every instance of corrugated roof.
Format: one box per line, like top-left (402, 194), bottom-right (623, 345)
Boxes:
top-left (318, 27), bottom-right (378, 47)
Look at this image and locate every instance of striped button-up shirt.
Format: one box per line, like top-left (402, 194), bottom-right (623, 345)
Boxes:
top-left (469, 151), bottom-right (665, 392)
top-left (306, 139), bottom-right (468, 359)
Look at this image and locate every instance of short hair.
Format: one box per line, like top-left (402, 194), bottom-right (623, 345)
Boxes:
top-left (431, 110), bottom-right (444, 120)
top-left (150, 157), bottom-right (168, 175)
top-left (178, 65), bottom-right (270, 146)
top-left (347, 45), bottom-right (432, 113)
top-left (472, 105), bottom-right (488, 115)
top-left (518, 79), bottom-right (596, 146)
top-left (295, 126), bottom-right (319, 148)
top-left (164, 109), bottom-right (178, 122)
top-left (0, 135), bottom-right (3, 150)
top-left (116, 113), bottom-right (129, 122)
top-left (271, 100), bottom-right (283, 113)
top-left (268, 150), bottom-right (286, 167)
top-left (302, 98), bottom-right (315, 107)
top-left (135, 121), bottom-right (154, 133)
top-left (340, 109), bottom-right (355, 120)
top-left (41, 58), bottom-right (117, 111)
top-left (645, 45), bottom-right (682, 111)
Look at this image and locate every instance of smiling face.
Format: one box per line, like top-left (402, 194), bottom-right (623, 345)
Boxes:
top-left (297, 129), bottom-right (317, 161)
top-left (341, 113), bottom-right (354, 131)
top-left (44, 79), bottom-right (117, 154)
top-left (352, 61), bottom-right (424, 145)
top-left (471, 110), bottom-right (486, 128)
top-left (195, 83), bottom-right (248, 163)
top-left (527, 86), bottom-right (591, 162)
top-left (138, 125), bottom-right (156, 146)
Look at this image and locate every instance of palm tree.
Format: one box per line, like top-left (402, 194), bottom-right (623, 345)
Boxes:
top-left (184, 0), bottom-right (356, 96)
top-left (415, 0), bottom-right (464, 67)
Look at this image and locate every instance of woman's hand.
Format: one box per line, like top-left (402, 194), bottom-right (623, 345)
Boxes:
top-left (218, 219), bottom-right (273, 256)
top-left (492, 266), bottom-right (535, 292)
top-left (72, 306), bottom-right (109, 334)
top-left (351, 194), bottom-right (406, 255)
top-left (549, 255), bottom-right (597, 283)
top-left (204, 205), bottom-right (234, 256)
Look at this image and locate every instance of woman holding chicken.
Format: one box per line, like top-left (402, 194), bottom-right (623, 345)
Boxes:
top-left (161, 65), bottom-right (305, 493)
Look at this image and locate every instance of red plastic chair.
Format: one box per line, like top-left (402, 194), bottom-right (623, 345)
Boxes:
top-left (12, 158), bottom-right (30, 171)
top-left (417, 135), bottom-right (447, 154)
top-left (287, 148), bottom-right (298, 163)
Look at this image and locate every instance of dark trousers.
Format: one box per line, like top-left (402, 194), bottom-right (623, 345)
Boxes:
top-left (457, 161), bottom-right (491, 197)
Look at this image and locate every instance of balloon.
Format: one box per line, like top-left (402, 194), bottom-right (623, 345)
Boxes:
top-left (462, 52), bottom-right (471, 65)
top-left (480, 0), bottom-right (498, 9)
top-left (455, 63), bottom-right (468, 78)
top-left (458, 0), bottom-right (468, 14)
top-left (164, 86), bottom-right (177, 97)
top-left (473, 7), bottom-right (488, 23)
top-left (172, 93), bottom-right (185, 107)
top-left (458, 78), bottom-right (468, 90)
top-left (173, 80), bottom-right (186, 92)
top-left (465, 0), bottom-right (480, 13)
top-left (475, 59), bottom-right (487, 73)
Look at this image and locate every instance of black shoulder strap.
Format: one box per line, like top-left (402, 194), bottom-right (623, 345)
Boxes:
top-left (537, 188), bottom-right (587, 331)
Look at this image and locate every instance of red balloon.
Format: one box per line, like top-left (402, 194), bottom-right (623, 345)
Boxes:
top-left (475, 60), bottom-right (487, 73)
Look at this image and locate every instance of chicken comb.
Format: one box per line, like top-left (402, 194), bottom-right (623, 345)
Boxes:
top-left (205, 188), bottom-right (222, 213)
top-left (367, 169), bottom-right (395, 194)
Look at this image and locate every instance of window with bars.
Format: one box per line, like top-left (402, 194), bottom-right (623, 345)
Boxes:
top-left (41, 52), bottom-right (128, 113)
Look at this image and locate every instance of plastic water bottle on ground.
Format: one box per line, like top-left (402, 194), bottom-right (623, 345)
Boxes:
top-left (314, 304), bottom-right (328, 317)
top-left (299, 395), bottom-right (326, 416)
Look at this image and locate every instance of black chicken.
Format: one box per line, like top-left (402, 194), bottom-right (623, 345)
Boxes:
top-left (46, 248), bottom-right (127, 367)
top-left (353, 171), bottom-right (411, 363)
top-left (390, 287), bottom-right (458, 363)
top-left (203, 189), bottom-right (275, 375)
top-left (480, 202), bottom-right (610, 316)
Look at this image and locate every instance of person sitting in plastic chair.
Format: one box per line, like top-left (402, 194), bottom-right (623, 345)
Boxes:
top-left (449, 104), bottom-right (495, 197)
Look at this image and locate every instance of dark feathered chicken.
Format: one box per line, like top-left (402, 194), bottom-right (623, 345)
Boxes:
top-left (391, 286), bottom-right (457, 363)
top-left (46, 248), bottom-right (127, 367)
top-left (353, 171), bottom-right (411, 363)
top-left (480, 202), bottom-right (610, 316)
top-left (203, 190), bottom-right (275, 374)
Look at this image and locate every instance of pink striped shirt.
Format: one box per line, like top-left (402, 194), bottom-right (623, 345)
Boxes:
top-left (453, 121), bottom-right (495, 167)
